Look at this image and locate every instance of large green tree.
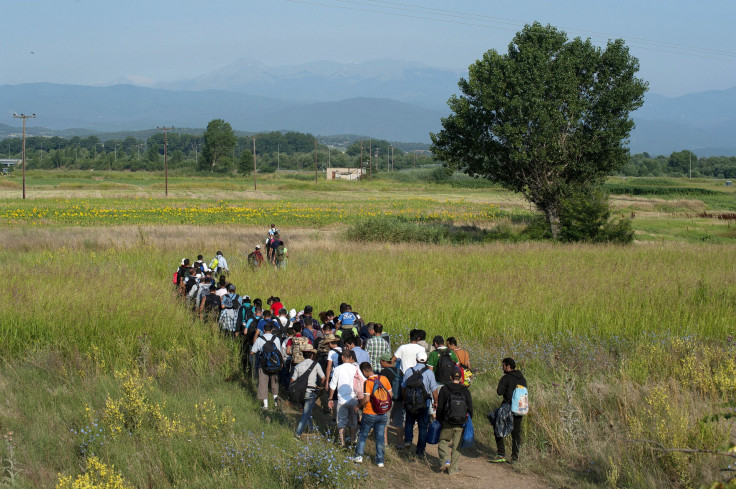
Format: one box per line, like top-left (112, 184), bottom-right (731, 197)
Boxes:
top-left (431, 22), bottom-right (648, 238)
top-left (201, 119), bottom-right (236, 172)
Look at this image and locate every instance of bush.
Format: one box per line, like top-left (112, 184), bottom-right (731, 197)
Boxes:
top-left (558, 186), bottom-right (634, 243)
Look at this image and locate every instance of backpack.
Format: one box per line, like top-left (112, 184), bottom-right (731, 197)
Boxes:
top-left (403, 366), bottom-right (429, 414)
top-left (238, 305), bottom-right (255, 332)
top-left (247, 251), bottom-right (258, 266)
top-left (276, 244), bottom-right (286, 259)
top-left (291, 336), bottom-right (309, 365)
top-left (209, 258), bottom-right (219, 270)
top-left (435, 349), bottom-right (456, 384)
top-left (171, 271), bottom-right (178, 285)
top-left (370, 375), bottom-right (393, 415)
top-left (260, 338), bottom-right (283, 374)
top-left (445, 389), bottom-right (469, 425)
top-left (511, 385), bottom-right (529, 416)
top-left (288, 361), bottom-right (317, 404)
top-left (221, 293), bottom-right (239, 310)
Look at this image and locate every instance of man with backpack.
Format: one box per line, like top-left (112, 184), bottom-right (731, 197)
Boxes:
top-left (350, 362), bottom-right (393, 467)
top-left (247, 245), bottom-right (264, 269)
top-left (292, 344), bottom-right (325, 438)
top-left (436, 368), bottom-right (473, 475)
top-left (491, 357), bottom-right (527, 463)
top-left (285, 322), bottom-right (312, 367)
top-left (198, 284), bottom-right (221, 322)
top-left (251, 322), bottom-right (282, 410)
top-left (218, 284), bottom-right (241, 336)
top-left (399, 351), bottom-right (438, 456)
top-left (427, 336), bottom-right (460, 388)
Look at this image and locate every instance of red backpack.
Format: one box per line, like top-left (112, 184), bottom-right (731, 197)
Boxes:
top-left (369, 375), bottom-right (393, 415)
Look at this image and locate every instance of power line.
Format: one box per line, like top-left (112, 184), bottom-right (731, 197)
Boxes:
top-left (282, 0), bottom-right (736, 62)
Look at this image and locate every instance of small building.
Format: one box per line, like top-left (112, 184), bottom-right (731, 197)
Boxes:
top-left (326, 167), bottom-right (364, 181)
top-left (0, 160), bottom-right (20, 174)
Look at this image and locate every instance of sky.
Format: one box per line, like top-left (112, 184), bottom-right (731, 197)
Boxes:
top-left (1, 0), bottom-right (735, 97)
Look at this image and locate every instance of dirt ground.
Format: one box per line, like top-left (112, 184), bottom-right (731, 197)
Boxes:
top-left (279, 395), bottom-right (550, 489)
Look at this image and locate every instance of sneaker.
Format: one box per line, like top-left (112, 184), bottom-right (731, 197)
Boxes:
top-left (489, 455), bottom-right (507, 463)
top-left (349, 456), bottom-right (363, 464)
top-left (440, 461), bottom-right (451, 472)
top-left (377, 463), bottom-right (385, 468)
top-left (395, 443), bottom-right (409, 450)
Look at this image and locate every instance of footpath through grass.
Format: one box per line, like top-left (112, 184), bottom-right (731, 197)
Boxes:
top-left (1, 227), bottom-right (735, 487)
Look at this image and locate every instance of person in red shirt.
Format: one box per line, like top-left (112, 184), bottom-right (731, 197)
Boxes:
top-left (268, 296), bottom-right (284, 317)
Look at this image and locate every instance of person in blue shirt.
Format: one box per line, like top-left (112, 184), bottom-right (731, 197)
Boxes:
top-left (336, 304), bottom-right (357, 328)
top-left (399, 351), bottom-right (438, 456)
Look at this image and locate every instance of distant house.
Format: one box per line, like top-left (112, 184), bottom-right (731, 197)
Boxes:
top-left (0, 159), bottom-right (20, 169)
top-left (326, 167), bottom-right (364, 181)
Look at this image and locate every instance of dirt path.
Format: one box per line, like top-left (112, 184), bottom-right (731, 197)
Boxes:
top-left (279, 398), bottom-right (550, 489)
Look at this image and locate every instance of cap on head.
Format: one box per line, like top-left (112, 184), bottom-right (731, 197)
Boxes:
top-left (380, 352), bottom-right (393, 363)
top-left (416, 351), bottom-right (428, 363)
top-left (256, 245), bottom-right (261, 249)
top-left (227, 284), bottom-right (236, 292)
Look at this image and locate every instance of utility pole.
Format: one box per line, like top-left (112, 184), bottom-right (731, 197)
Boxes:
top-left (360, 141), bottom-right (364, 178)
top-left (252, 136), bottom-right (257, 190)
top-left (314, 140), bottom-right (318, 183)
top-left (157, 126), bottom-right (174, 197)
top-left (413, 150), bottom-right (416, 168)
top-left (391, 145), bottom-right (394, 172)
top-left (277, 144), bottom-right (280, 172)
top-left (13, 113), bottom-right (35, 200)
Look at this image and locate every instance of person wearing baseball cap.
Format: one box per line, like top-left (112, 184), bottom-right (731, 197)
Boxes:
top-left (397, 349), bottom-right (438, 455)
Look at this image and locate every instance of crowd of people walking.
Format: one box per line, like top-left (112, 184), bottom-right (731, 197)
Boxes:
top-left (172, 232), bottom-right (529, 475)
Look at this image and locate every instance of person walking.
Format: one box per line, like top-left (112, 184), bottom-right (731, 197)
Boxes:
top-left (436, 368), bottom-right (473, 475)
top-left (251, 322), bottom-right (282, 410)
top-left (350, 362), bottom-right (392, 467)
top-left (491, 357), bottom-right (527, 463)
top-left (365, 324), bottom-right (390, 373)
top-left (328, 349), bottom-right (360, 447)
top-left (293, 344), bottom-right (325, 437)
top-left (399, 351), bottom-right (438, 456)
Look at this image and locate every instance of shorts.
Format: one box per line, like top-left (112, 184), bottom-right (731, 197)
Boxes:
top-left (336, 398), bottom-right (359, 429)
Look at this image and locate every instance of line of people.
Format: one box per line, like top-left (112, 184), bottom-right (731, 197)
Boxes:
top-left (172, 255), bottom-right (528, 474)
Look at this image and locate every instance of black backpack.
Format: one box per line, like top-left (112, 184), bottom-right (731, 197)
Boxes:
top-left (435, 349), bottom-right (456, 385)
top-left (260, 338), bottom-right (283, 374)
top-left (288, 361), bottom-right (317, 404)
top-left (403, 366), bottom-right (429, 413)
top-left (445, 389), bottom-right (468, 425)
top-left (238, 306), bottom-right (255, 335)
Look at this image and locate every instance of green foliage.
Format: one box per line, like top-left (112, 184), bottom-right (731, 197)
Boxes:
top-left (558, 186), bottom-right (634, 243)
top-left (201, 119), bottom-right (236, 172)
top-left (431, 22), bottom-right (648, 237)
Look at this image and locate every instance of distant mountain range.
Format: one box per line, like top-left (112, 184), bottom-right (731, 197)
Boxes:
top-left (0, 59), bottom-right (733, 155)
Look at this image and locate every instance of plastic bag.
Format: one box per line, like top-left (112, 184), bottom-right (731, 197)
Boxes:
top-left (426, 419), bottom-right (442, 445)
top-left (460, 416), bottom-right (475, 449)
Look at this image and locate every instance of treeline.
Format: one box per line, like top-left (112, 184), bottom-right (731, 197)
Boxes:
top-left (620, 151), bottom-right (736, 179)
top-left (0, 128), bottom-right (432, 173)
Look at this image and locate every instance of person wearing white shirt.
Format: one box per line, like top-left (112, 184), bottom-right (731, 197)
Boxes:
top-left (251, 322), bottom-right (282, 409)
top-left (391, 330), bottom-right (426, 374)
top-left (328, 349), bottom-right (360, 446)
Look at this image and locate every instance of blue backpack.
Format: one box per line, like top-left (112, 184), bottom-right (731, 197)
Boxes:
top-left (260, 338), bottom-right (283, 374)
top-left (510, 385), bottom-right (529, 416)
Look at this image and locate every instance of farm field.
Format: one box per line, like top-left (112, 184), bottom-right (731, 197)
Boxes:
top-left (0, 170), bottom-right (735, 488)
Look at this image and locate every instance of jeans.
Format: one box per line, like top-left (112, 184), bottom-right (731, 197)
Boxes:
top-left (355, 412), bottom-right (389, 464)
top-left (296, 389), bottom-right (318, 436)
top-left (404, 406), bottom-right (430, 455)
top-left (495, 415), bottom-right (523, 460)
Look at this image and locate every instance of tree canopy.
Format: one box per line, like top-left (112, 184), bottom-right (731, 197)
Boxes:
top-left (431, 22), bottom-right (648, 237)
top-left (201, 119), bottom-right (236, 172)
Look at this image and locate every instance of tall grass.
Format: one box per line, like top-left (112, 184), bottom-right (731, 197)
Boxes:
top-left (2, 226), bottom-right (735, 488)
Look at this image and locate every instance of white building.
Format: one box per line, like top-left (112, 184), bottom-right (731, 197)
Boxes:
top-left (326, 167), bottom-right (364, 181)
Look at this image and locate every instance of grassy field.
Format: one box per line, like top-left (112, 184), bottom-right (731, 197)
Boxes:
top-left (1, 171), bottom-right (735, 488)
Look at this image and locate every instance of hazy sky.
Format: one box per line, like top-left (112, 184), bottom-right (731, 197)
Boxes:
top-left (2, 0), bottom-right (735, 96)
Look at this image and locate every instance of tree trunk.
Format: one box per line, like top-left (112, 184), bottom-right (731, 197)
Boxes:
top-left (545, 205), bottom-right (561, 239)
